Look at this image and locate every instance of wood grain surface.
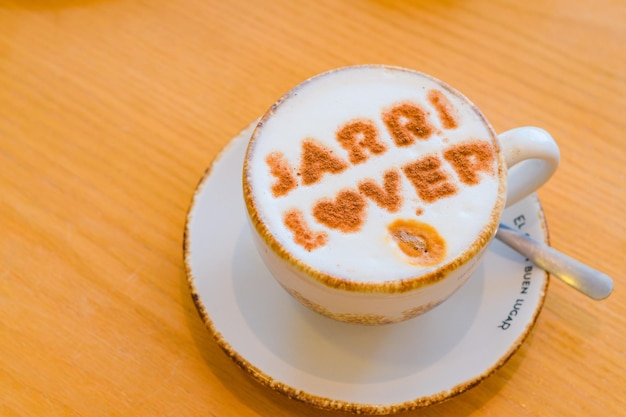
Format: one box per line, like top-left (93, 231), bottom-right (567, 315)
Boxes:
top-left (1, 0), bottom-right (624, 415)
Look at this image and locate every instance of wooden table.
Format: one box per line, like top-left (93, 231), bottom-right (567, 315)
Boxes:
top-left (1, 0), bottom-right (624, 415)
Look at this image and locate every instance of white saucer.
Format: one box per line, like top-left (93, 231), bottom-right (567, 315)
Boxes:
top-left (184, 124), bottom-right (549, 414)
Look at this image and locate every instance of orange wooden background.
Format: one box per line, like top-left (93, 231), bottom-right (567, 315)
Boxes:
top-left (1, 0), bottom-right (624, 416)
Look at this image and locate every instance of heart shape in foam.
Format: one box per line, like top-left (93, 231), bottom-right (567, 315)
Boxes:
top-left (312, 190), bottom-right (366, 233)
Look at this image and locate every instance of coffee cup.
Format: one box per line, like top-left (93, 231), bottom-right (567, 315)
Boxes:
top-left (242, 65), bottom-right (559, 325)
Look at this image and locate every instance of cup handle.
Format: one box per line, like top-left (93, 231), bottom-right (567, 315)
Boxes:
top-left (498, 127), bottom-right (560, 207)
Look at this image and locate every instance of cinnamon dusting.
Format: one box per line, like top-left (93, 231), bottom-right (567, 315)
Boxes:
top-left (265, 151), bottom-right (297, 197)
top-left (443, 140), bottom-right (495, 185)
top-left (283, 209), bottom-right (328, 251)
top-left (300, 139), bottom-right (348, 185)
top-left (427, 89), bottom-right (458, 129)
top-left (312, 189), bottom-right (366, 233)
top-left (402, 155), bottom-right (458, 203)
top-left (382, 102), bottom-right (433, 146)
top-left (358, 169), bottom-right (402, 212)
top-left (336, 119), bottom-right (387, 164)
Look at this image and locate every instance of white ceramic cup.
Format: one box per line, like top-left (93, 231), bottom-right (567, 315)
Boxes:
top-left (243, 65), bottom-right (559, 325)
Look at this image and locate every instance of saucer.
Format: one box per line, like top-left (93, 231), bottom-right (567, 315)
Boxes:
top-left (183, 123), bottom-right (549, 414)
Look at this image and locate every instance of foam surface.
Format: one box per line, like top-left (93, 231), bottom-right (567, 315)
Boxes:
top-left (245, 66), bottom-right (502, 282)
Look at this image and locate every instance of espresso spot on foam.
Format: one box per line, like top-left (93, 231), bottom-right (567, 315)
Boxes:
top-left (443, 140), bottom-right (496, 185)
top-left (300, 139), bottom-right (348, 185)
top-left (336, 119), bottom-right (387, 165)
top-left (427, 89), bottom-right (459, 129)
top-left (266, 151), bottom-right (297, 197)
top-left (312, 189), bottom-right (366, 233)
top-left (284, 209), bottom-right (328, 251)
top-left (358, 169), bottom-right (402, 212)
top-left (383, 102), bottom-right (434, 146)
top-left (388, 219), bottom-right (446, 266)
top-left (402, 155), bottom-right (458, 203)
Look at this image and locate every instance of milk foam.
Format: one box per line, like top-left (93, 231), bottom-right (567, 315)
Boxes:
top-left (245, 66), bottom-right (503, 283)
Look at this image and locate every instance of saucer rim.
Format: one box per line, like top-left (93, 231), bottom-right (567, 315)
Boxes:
top-left (183, 125), bottom-right (550, 415)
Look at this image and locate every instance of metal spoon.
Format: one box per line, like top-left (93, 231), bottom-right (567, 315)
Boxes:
top-left (495, 223), bottom-right (614, 300)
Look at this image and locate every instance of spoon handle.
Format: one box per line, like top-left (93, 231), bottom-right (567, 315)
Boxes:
top-left (495, 223), bottom-right (614, 300)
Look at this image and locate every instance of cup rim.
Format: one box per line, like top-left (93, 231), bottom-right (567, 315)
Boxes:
top-left (242, 64), bottom-right (507, 294)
